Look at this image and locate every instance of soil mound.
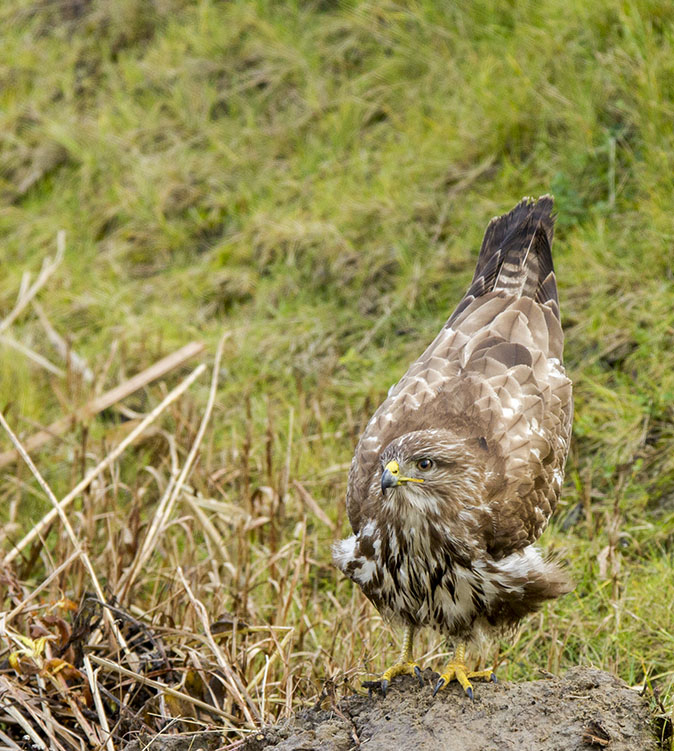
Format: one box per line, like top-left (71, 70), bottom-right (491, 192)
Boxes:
top-left (242, 667), bottom-right (656, 751)
top-left (123, 667), bottom-right (657, 751)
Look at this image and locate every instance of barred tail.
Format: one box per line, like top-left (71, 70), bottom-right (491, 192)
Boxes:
top-left (450, 196), bottom-right (559, 325)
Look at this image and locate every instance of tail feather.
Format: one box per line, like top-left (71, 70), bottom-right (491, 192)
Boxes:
top-left (493, 222), bottom-right (554, 302)
top-left (449, 196), bottom-right (559, 325)
top-left (477, 195), bottom-right (555, 277)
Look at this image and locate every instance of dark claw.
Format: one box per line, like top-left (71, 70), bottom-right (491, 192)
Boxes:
top-left (490, 673), bottom-right (498, 683)
top-left (432, 678), bottom-right (445, 697)
top-left (414, 665), bottom-right (424, 687)
top-left (466, 686), bottom-right (474, 701)
top-left (381, 679), bottom-right (389, 698)
top-left (361, 680), bottom-right (381, 699)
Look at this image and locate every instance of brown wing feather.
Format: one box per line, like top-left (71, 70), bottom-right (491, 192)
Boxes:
top-left (458, 297), bottom-right (571, 558)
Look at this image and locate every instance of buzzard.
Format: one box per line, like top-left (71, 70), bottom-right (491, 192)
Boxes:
top-left (334, 196), bottom-right (572, 698)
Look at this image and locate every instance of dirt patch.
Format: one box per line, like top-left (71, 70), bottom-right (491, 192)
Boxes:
top-left (123, 667), bottom-right (658, 751)
top-left (243, 667), bottom-right (656, 751)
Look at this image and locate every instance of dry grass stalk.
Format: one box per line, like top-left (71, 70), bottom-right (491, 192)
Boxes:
top-left (0, 728), bottom-right (23, 750)
top-left (34, 674), bottom-right (68, 751)
top-left (3, 361), bottom-right (207, 565)
top-left (87, 656), bottom-right (236, 724)
top-left (0, 230), bottom-right (65, 337)
top-left (0, 334), bottom-right (65, 378)
top-left (115, 333), bottom-right (227, 600)
top-left (0, 410), bottom-right (129, 653)
top-left (177, 567), bottom-right (259, 726)
top-left (0, 675), bottom-right (50, 750)
top-left (6, 549), bottom-right (80, 622)
top-left (292, 480), bottom-right (335, 531)
top-left (2, 703), bottom-right (49, 750)
top-left (32, 300), bottom-right (94, 384)
top-left (182, 492), bottom-right (237, 575)
top-left (82, 656), bottom-right (115, 751)
top-left (0, 340), bottom-right (205, 469)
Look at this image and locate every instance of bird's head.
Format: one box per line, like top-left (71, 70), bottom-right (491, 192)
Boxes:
top-left (378, 429), bottom-right (488, 514)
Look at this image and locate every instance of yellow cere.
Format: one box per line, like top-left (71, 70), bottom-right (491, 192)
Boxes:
top-left (385, 459), bottom-right (424, 484)
top-left (385, 460), bottom-right (400, 475)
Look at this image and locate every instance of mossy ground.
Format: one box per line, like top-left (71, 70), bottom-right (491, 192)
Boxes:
top-left (1, 0), bottom-right (673, 745)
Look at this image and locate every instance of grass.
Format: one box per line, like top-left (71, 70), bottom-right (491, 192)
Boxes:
top-left (1, 0), bottom-right (674, 747)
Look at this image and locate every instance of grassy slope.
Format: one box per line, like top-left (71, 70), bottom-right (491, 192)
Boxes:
top-left (1, 0), bottom-right (674, 729)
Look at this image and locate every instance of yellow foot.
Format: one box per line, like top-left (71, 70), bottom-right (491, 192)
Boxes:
top-left (363, 661), bottom-right (424, 697)
top-left (432, 660), bottom-right (496, 700)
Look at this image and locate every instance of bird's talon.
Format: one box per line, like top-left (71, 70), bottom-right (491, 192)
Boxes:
top-left (466, 686), bottom-right (474, 701)
top-left (490, 673), bottom-right (498, 683)
top-left (432, 678), bottom-right (445, 697)
top-left (361, 679), bottom-right (383, 698)
top-left (377, 648), bottom-right (423, 694)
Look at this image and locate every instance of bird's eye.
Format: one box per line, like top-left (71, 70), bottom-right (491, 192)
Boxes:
top-left (416, 458), bottom-right (433, 471)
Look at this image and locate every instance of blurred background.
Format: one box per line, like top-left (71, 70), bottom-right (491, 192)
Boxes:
top-left (1, 0), bottom-right (673, 744)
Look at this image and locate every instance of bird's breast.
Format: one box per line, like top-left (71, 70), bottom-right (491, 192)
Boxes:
top-left (334, 519), bottom-right (490, 637)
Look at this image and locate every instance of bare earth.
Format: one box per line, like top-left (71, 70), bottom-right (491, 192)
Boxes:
top-left (124, 667), bottom-right (658, 751)
top-left (244, 667), bottom-right (656, 751)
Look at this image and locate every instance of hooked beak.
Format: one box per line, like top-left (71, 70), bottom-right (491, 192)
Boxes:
top-left (381, 465), bottom-right (398, 491)
top-left (381, 459), bottom-right (424, 492)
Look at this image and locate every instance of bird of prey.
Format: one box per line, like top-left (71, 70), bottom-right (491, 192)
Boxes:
top-left (333, 196), bottom-right (572, 698)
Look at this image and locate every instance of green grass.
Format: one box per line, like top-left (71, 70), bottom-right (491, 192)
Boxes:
top-left (1, 0), bottom-right (674, 745)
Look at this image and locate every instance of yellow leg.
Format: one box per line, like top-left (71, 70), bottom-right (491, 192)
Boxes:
top-left (433, 642), bottom-right (497, 700)
top-left (365, 626), bottom-right (424, 697)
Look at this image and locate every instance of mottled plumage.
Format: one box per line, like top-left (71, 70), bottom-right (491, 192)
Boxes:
top-left (334, 196), bottom-right (572, 651)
